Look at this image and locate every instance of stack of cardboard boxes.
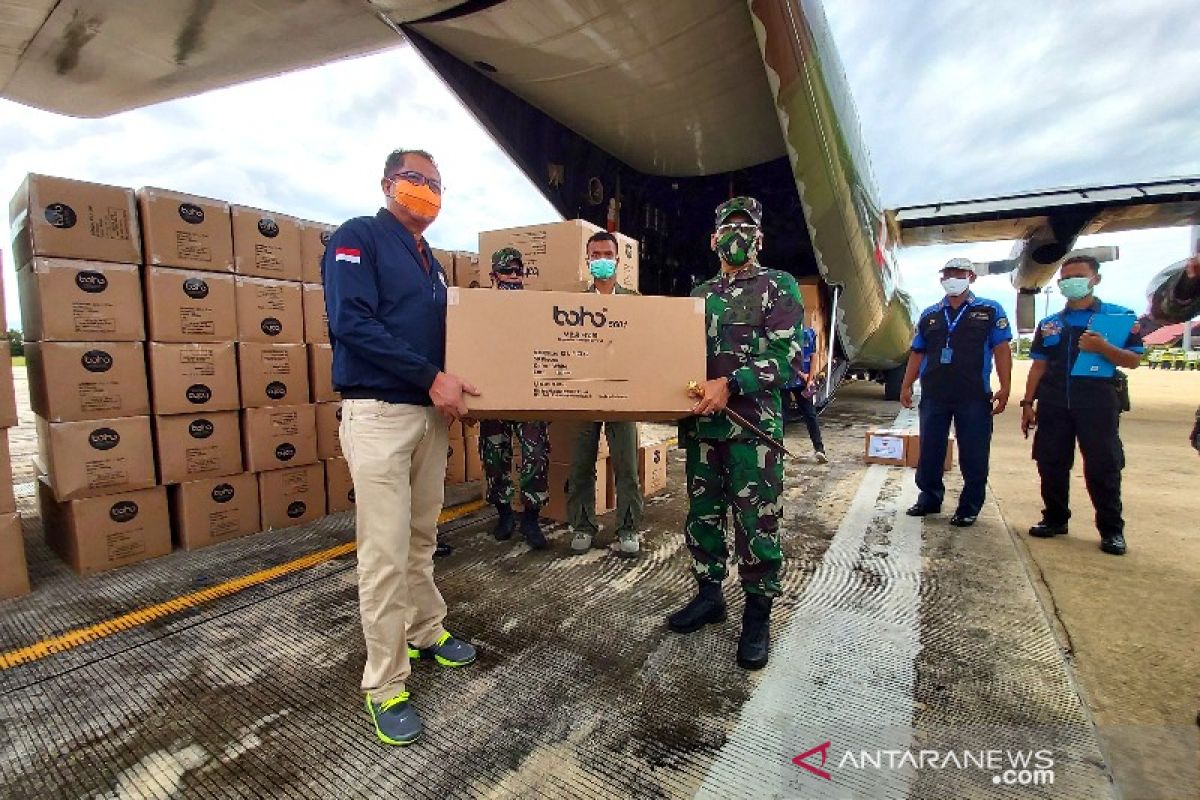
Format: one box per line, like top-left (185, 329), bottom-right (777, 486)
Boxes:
top-left (14, 175), bottom-right (170, 575)
top-left (7, 174), bottom-right (363, 576)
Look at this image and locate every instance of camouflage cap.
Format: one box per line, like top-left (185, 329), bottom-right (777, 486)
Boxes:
top-left (715, 196), bottom-right (763, 227)
top-left (491, 247), bottom-right (523, 271)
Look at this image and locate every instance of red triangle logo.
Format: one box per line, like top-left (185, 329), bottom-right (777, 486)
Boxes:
top-left (792, 741), bottom-right (833, 781)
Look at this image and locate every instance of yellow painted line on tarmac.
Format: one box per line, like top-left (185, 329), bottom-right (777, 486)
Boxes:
top-left (0, 498), bottom-right (488, 671)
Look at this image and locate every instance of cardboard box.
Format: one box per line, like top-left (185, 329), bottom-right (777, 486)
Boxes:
top-left (452, 251), bottom-right (482, 288)
top-left (902, 431), bottom-right (956, 472)
top-left (235, 276), bottom-right (304, 343)
top-left (638, 442), bottom-right (669, 497)
top-left (231, 205), bottom-right (302, 281)
top-left (17, 258), bottom-right (144, 341)
top-left (138, 187), bottom-right (234, 272)
top-left (863, 429), bottom-right (908, 466)
top-left (0, 513), bottom-right (28, 599)
top-left (449, 420), bottom-right (464, 441)
top-left (143, 265), bottom-right (238, 342)
top-left (446, 436), bottom-right (467, 485)
top-left (39, 480), bottom-right (170, 575)
top-left (478, 220), bottom-right (639, 292)
top-left (169, 472), bottom-right (260, 550)
top-left (237, 342), bottom-right (310, 408)
top-left (9, 174), bottom-right (141, 266)
top-left (465, 431), bottom-right (482, 482)
top-left (242, 404), bottom-right (318, 472)
top-left (315, 401), bottom-right (342, 459)
top-left (0, 342), bottom-right (15, 428)
top-left (446, 289), bottom-right (705, 421)
top-left (148, 342), bottom-right (239, 414)
top-left (26, 341), bottom-right (150, 422)
top-left (307, 344), bottom-right (338, 402)
top-left (36, 415), bottom-right (156, 501)
top-left (430, 247), bottom-right (454, 280)
top-left (259, 463), bottom-right (325, 530)
top-left (324, 457), bottom-right (355, 513)
top-left (0, 430), bottom-right (14, 514)
top-left (153, 411), bottom-right (242, 484)
top-left (302, 283), bottom-right (329, 344)
top-left (298, 220), bottom-right (335, 285)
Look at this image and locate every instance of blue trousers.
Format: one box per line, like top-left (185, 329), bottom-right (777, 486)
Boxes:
top-left (916, 397), bottom-right (993, 516)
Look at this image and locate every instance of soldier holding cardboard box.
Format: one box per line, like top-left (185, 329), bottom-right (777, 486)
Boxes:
top-left (479, 248), bottom-right (550, 549)
top-left (668, 197), bottom-right (803, 672)
top-left (324, 148), bottom-right (478, 747)
top-left (566, 231), bottom-right (644, 557)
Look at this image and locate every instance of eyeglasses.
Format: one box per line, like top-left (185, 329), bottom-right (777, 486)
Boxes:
top-left (716, 222), bottom-right (758, 235)
top-left (387, 170), bottom-right (443, 195)
top-left (493, 266), bottom-right (522, 276)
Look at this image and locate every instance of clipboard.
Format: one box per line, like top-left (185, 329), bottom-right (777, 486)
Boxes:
top-left (1071, 313), bottom-right (1136, 377)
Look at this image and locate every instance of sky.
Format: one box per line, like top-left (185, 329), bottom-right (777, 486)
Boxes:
top-left (1, 0), bottom-right (1197, 333)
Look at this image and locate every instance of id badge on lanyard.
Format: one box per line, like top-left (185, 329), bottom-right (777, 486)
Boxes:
top-left (941, 303), bottom-right (970, 364)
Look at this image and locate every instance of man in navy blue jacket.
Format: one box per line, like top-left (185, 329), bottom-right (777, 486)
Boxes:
top-left (323, 149), bottom-right (478, 747)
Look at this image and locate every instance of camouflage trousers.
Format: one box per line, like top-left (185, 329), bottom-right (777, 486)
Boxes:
top-left (480, 419), bottom-right (550, 511)
top-left (684, 437), bottom-right (784, 596)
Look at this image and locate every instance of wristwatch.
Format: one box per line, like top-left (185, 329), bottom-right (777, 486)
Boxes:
top-left (1019, 399), bottom-right (1035, 408)
top-left (726, 375), bottom-right (741, 395)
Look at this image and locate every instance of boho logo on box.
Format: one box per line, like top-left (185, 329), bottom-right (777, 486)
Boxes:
top-left (287, 500), bottom-right (307, 518)
top-left (211, 483), bottom-right (235, 503)
top-left (265, 381), bottom-right (288, 400)
top-left (275, 443), bottom-right (296, 461)
top-left (261, 317), bottom-right (283, 336)
top-left (88, 427), bottom-right (121, 451)
top-left (178, 203), bottom-right (205, 225)
top-left (257, 218), bottom-right (280, 238)
top-left (552, 305), bottom-right (621, 328)
top-left (44, 202), bottom-right (77, 229)
top-left (81, 349), bottom-right (113, 373)
top-left (186, 384), bottom-right (212, 404)
top-left (75, 271), bottom-right (108, 293)
top-left (109, 500), bottom-right (139, 523)
top-left (188, 419), bottom-right (214, 439)
top-left (182, 278), bottom-right (209, 299)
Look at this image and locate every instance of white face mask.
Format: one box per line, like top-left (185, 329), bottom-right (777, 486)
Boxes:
top-left (941, 277), bottom-right (970, 296)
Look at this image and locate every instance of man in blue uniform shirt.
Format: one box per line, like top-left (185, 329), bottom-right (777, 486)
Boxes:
top-left (900, 258), bottom-right (1013, 527)
top-left (323, 148), bottom-right (479, 746)
top-left (1020, 255), bottom-right (1143, 555)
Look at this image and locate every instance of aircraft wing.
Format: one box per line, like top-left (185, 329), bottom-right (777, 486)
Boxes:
top-left (0, 0), bottom-right (469, 118)
top-left (891, 177), bottom-right (1200, 249)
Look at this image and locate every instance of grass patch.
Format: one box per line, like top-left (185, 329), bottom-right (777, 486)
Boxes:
top-left (11, 356), bottom-right (25, 368)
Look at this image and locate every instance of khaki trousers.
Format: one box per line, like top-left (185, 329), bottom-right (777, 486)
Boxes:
top-left (340, 399), bottom-right (448, 703)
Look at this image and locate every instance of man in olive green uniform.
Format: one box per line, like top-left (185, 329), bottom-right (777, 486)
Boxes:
top-left (668, 197), bottom-right (803, 671)
top-left (567, 231), bottom-right (644, 557)
top-left (479, 248), bottom-right (550, 549)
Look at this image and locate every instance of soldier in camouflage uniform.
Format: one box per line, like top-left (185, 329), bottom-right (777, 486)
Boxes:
top-left (479, 248), bottom-right (550, 549)
top-left (667, 197), bottom-right (804, 671)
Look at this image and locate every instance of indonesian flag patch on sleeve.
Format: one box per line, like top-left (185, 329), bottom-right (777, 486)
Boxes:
top-left (335, 247), bottom-right (361, 264)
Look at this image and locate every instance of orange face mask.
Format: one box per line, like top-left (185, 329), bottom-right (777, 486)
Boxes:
top-left (390, 180), bottom-right (441, 220)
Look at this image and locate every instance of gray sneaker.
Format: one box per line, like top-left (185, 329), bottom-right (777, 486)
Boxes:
top-left (610, 531), bottom-right (640, 558)
top-left (815, 448), bottom-right (828, 463)
top-left (407, 631), bottom-right (476, 667)
top-left (570, 530), bottom-right (594, 552)
top-left (365, 691), bottom-right (423, 746)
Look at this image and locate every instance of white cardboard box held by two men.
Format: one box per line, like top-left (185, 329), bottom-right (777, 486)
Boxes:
top-left (445, 288), bottom-right (706, 422)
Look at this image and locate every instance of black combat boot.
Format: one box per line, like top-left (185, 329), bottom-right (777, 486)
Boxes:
top-left (736, 593), bottom-right (772, 670)
top-left (667, 580), bottom-right (727, 633)
top-left (520, 508), bottom-right (547, 550)
top-left (492, 504), bottom-right (515, 541)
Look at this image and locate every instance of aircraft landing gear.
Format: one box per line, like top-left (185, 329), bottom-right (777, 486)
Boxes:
top-left (883, 366), bottom-right (904, 402)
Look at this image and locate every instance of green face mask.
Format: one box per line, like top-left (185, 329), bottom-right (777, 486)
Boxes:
top-left (1058, 276), bottom-right (1094, 301)
top-left (716, 229), bottom-right (757, 267)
